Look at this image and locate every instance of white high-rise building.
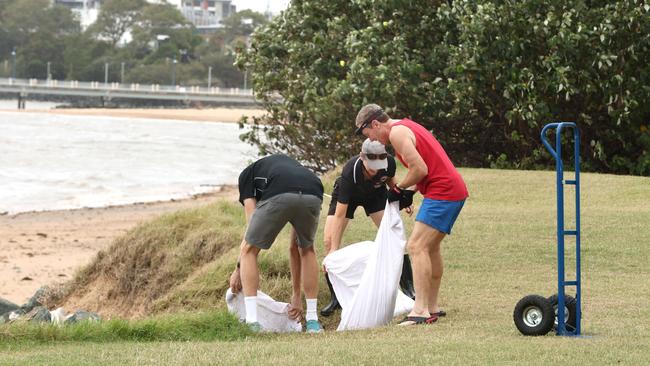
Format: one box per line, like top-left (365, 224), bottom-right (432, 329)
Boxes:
top-left (53, 0), bottom-right (102, 30)
top-left (177, 0), bottom-right (236, 34)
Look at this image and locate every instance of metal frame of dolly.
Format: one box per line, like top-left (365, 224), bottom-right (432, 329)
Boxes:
top-left (540, 122), bottom-right (582, 336)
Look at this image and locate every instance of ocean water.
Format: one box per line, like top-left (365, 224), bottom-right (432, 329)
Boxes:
top-left (0, 111), bottom-right (257, 214)
top-left (0, 99), bottom-right (64, 110)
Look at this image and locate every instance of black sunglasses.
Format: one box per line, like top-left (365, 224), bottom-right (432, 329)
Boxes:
top-left (365, 153), bottom-right (388, 160)
top-left (355, 109), bottom-right (384, 135)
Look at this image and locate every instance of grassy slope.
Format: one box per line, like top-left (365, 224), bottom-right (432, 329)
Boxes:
top-left (1, 168), bottom-right (649, 365)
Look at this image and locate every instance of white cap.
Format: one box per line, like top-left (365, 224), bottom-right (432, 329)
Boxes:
top-left (361, 138), bottom-right (388, 171)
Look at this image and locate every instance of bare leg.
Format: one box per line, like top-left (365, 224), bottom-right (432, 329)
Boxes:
top-left (406, 222), bottom-right (445, 318)
top-left (368, 210), bottom-right (384, 228)
top-left (298, 245), bottom-right (319, 299)
top-left (427, 230), bottom-right (447, 314)
top-left (240, 240), bottom-right (261, 297)
top-left (288, 229), bottom-right (303, 320)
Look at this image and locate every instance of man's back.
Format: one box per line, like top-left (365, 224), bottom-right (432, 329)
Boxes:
top-left (393, 119), bottom-right (468, 201)
top-left (238, 154), bottom-right (323, 204)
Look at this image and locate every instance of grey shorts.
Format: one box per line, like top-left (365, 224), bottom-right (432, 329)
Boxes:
top-left (245, 192), bottom-right (322, 249)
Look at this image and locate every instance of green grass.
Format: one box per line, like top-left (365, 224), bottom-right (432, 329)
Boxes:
top-left (0, 311), bottom-right (249, 343)
top-left (1, 167), bottom-right (649, 365)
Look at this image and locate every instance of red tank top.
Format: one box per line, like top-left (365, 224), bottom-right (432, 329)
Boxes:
top-left (394, 119), bottom-right (468, 201)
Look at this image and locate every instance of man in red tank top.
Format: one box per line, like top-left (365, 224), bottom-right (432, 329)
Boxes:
top-left (354, 104), bottom-right (468, 326)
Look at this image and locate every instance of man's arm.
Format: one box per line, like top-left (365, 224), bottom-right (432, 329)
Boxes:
top-left (389, 125), bottom-right (428, 188)
top-left (327, 202), bottom-right (349, 254)
top-left (242, 198), bottom-right (257, 223)
top-left (387, 176), bottom-right (397, 189)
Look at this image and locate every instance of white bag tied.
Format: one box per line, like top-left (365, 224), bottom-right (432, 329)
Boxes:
top-left (324, 201), bottom-right (413, 331)
top-left (226, 289), bottom-right (302, 333)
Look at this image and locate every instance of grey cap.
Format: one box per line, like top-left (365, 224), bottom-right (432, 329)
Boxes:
top-left (361, 138), bottom-right (388, 170)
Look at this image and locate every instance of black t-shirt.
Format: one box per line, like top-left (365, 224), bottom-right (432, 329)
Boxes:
top-left (336, 155), bottom-right (396, 204)
top-left (238, 154), bottom-right (324, 204)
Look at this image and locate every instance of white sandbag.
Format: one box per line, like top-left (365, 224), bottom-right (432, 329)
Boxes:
top-left (324, 201), bottom-right (412, 331)
top-left (323, 240), bottom-right (373, 311)
top-left (323, 241), bottom-right (413, 318)
top-left (225, 289), bottom-right (302, 333)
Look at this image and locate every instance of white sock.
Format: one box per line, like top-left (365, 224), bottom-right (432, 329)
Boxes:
top-left (306, 298), bottom-right (318, 322)
top-left (244, 296), bottom-right (258, 323)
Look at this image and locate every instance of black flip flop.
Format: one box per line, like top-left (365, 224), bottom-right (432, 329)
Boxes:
top-left (426, 310), bottom-right (445, 323)
top-left (398, 316), bottom-right (436, 326)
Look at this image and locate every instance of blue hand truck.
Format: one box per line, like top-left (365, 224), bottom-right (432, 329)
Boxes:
top-left (513, 122), bottom-right (582, 336)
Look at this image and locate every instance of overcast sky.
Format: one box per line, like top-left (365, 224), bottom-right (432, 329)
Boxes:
top-left (231, 0), bottom-right (290, 14)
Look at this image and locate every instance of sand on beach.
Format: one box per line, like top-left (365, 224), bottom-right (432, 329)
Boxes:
top-left (0, 187), bottom-right (239, 305)
top-left (0, 107), bottom-right (267, 123)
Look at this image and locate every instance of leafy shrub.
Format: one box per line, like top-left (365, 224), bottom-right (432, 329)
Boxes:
top-left (239, 0), bottom-right (650, 175)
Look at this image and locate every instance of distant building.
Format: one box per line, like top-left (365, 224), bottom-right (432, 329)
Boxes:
top-left (53, 0), bottom-right (102, 30)
top-left (54, 0), bottom-right (237, 34)
top-left (177, 0), bottom-right (237, 34)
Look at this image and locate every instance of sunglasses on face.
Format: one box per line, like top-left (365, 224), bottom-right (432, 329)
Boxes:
top-left (355, 109), bottom-right (384, 135)
top-left (365, 153), bottom-right (388, 160)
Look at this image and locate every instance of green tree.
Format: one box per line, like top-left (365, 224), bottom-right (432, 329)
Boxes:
top-left (0, 0), bottom-right (13, 58)
top-left (191, 10), bottom-right (269, 88)
top-left (63, 33), bottom-right (112, 81)
top-left (88, 0), bottom-right (146, 47)
top-left (129, 2), bottom-right (200, 64)
top-left (440, 0), bottom-right (650, 174)
top-left (2, 0), bottom-right (79, 78)
top-left (239, 0), bottom-right (650, 175)
top-left (214, 9), bottom-right (269, 51)
top-left (194, 49), bottom-right (243, 87)
top-left (237, 0), bottom-right (448, 172)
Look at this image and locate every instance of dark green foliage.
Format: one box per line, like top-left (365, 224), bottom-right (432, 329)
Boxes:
top-left (0, 0), bottom-right (79, 78)
top-left (87, 0), bottom-right (147, 47)
top-left (441, 0), bottom-right (650, 175)
top-left (238, 0), bottom-right (650, 175)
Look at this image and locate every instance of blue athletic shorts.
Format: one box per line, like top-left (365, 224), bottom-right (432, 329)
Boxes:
top-left (415, 198), bottom-right (465, 234)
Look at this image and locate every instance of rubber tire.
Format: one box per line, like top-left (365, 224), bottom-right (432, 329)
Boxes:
top-left (547, 294), bottom-right (577, 332)
top-left (513, 294), bottom-right (554, 336)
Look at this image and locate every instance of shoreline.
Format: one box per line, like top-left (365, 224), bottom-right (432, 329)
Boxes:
top-left (0, 107), bottom-right (257, 305)
top-left (0, 186), bottom-right (239, 305)
top-left (1, 190), bottom-right (226, 218)
top-left (0, 107), bottom-right (266, 123)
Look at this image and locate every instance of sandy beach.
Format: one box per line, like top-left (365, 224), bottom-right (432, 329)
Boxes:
top-left (0, 107), bottom-right (260, 305)
top-left (0, 188), bottom-right (239, 305)
top-left (0, 107), bottom-right (266, 123)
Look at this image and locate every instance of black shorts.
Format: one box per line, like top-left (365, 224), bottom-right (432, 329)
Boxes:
top-left (327, 178), bottom-right (387, 219)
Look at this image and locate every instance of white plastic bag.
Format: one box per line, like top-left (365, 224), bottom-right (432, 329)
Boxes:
top-left (225, 289), bottom-right (302, 333)
top-left (324, 201), bottom-right (412, 331)
top-left (323, 241), bottom-right (413, 319)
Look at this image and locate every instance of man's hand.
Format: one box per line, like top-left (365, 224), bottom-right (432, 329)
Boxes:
top-left (229, 268), bottom-right (242, 293)
top-left (288, 293), bottom-right (303, 321)
top-left (387, 186), bottom-right (403, 203)
top-left (387, 186), bottom-right (415, 210)
top-left (404, 205), bottom-right (414, 216)
top-left (399, 189), bottom-right (415, 210)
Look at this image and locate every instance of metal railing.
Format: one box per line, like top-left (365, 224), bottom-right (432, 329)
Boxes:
top-left (0, 77), bottom-right (254, 97)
